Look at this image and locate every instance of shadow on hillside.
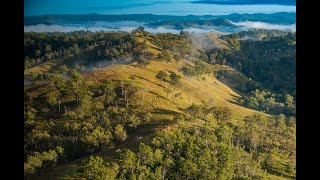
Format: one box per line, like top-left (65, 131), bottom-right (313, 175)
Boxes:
top-left (134, 75), bottom-right (167, 88)
top-left (225, 93), bottom-right (242, 106)
top-left (148, 91), bottom-right (172, 102)
top-left (230, 93), bottom-right (241, 101)
top-left (112, 118), bottom-right (176, 153)
top-left (165, 69), bottom-right (175, 74)
top-left (266, 168), bottom-right (296, 180)
top-left (216, 75), bottom-right (248, 95)
top-left (25, 83), bottom-right (48, 94)
top-left (152, 108), bottom-right (183, 116)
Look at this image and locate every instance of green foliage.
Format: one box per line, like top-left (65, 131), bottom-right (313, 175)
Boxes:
top-left (233, 146), bottom-right (262, 179)
top-left (119, 149), bottom-right (137, 174)
top-left (241, 89), bottom-right (295, 116)
top-left (114, 124), bottom-right (127, 141)
top-left (153, 33), bottom-right (192, 54)
top-left (138, 143), bottom-right (155, 165)
top-left (81, 126), bottom-right (112, 152)
top-left (81, 156), bottom-right (119, 180)
top-left (181, 60), bottom-right (214, 77)
top-left (162, 50), bottom-right (171, 63)
top-left (57, 64), bottom-right (69, 74)
top-left (101, 80), bottom-right (116, 105)
top-left (79, 112), bottom-right (250, 179)
top-left (82, 156), bottom-right (106, 179)
top-left (227, 33), bottom-right (240, 50)
top-left (186, 103), bottom-right (232, 122)
top-left (128, 114), bottom-right (141, 129)
top-left (173, 53), bottom-right (182, 62)
top-left (169, 72), bottom-right (181, 87)
top-left (155, 70), bottom-right (168, 82)
top-left (24, 69), bottom-right (142, 177)
top-left (220, 33), bottom-right (296, 96)
top-left (137, 58), bottom-right (151, 68)
top-left (24, 148), bottom-right (62, 176)
top-left (24, 31), bottom-right (138, 67)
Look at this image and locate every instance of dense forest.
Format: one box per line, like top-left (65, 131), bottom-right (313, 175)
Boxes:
top-left (220, 32), bottom-right (296, 116)
top-left (24, 28), bottom-right (295, 179)
top-left (79, 111), bottom-right (295, 179)
top-left (220, 32), bottom-right (296, 95)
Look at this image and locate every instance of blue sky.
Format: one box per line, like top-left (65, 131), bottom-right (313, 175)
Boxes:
top-left (24, 0), bottom-right (296, 16)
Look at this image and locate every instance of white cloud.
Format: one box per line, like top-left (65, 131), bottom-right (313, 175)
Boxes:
top-left (24, 21), bottom-right (296, 34)
top-left (230, 21), bottom-right (296, 31)
top-left (24, 24), bottom-right (86, 32)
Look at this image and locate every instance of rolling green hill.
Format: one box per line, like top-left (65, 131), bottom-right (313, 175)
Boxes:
top-left (24, 30), bottom-right (295, 180)
top-left (29, 59), bottom-right (264, 180)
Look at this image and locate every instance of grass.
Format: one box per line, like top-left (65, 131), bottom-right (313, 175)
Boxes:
top-left (85, 60), bottom-right (260, 121)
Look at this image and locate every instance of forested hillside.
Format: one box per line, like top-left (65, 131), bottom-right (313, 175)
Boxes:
top-left (24, 28), bottom-right (296, 179)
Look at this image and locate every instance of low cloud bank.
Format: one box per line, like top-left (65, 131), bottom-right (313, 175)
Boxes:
top-left (24, 21), bottom-right (296, 34)
top-left (24, 24), bottom-right (222, 34)
top-left (230, 21), bottom-right (296, 31)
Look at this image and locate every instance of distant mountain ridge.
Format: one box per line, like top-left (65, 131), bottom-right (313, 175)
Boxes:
top-left (148, 18), bottom-right (238, 30)
top-left (192, 0), bottom-right (296, 6)
top-left (24, 12), bottom-right (296, 26)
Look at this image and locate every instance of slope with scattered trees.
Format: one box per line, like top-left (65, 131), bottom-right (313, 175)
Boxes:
top-left (24, 29), bottom-right (295, 179)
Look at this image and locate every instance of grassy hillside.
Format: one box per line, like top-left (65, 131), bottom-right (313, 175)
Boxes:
top-left (30, 58), bottom-right (271, 180)
top-left (85, 60), bottom-right (258, 120)
top-left (25, 30), bottom-right (295, 180)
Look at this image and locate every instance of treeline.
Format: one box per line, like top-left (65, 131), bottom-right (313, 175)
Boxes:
top-left (79, 103), bottom-right (296, 179)
top-left (24, 30), bottom-right (146, 70)
top-left (25, 31), bottom-right (98, 68)
top-left (24, 28), bottom-right (194, 71)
